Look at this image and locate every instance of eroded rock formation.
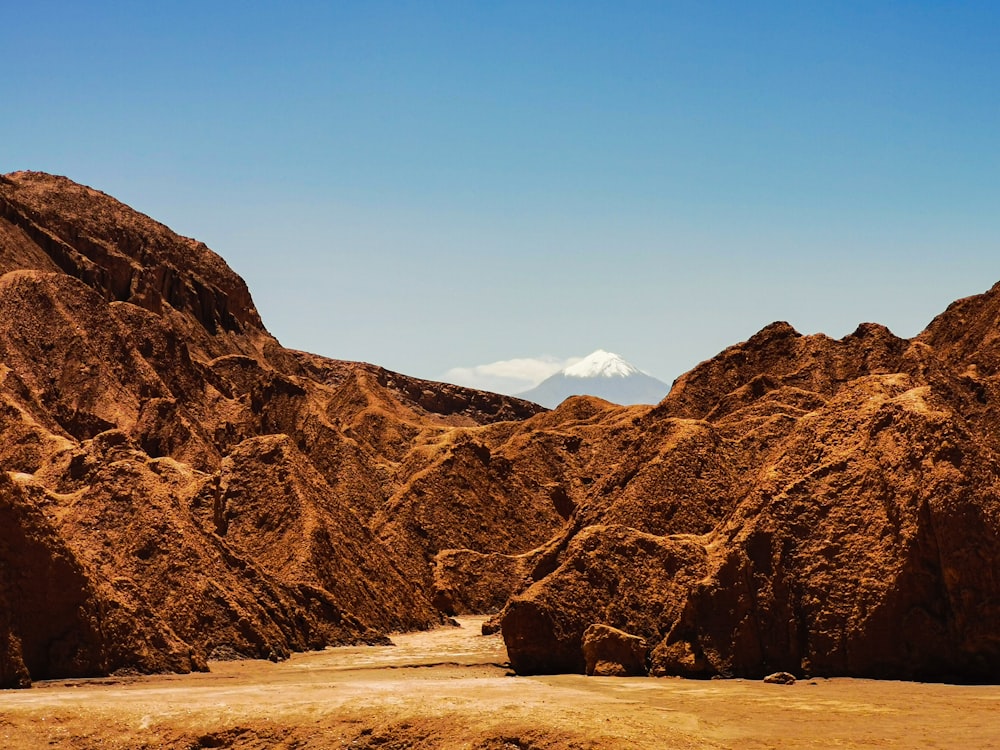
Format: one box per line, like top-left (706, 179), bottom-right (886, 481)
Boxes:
top-left (492, 319), bottom-right (1000, 682)
top-left (2, 170), bottom-right (999, 686)
top-left (0, 172), bottom-right (548, 685)
top-left (582, 624), bottom-right (648, 677)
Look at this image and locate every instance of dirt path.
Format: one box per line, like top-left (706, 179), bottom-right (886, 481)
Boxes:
top-left (1, 617), bottom-right (998, 748)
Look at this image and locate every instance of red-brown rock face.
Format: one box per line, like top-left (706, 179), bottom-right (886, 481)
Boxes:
top-left (3, 170), bottom-right (999, 686)
top-left (0, 473), bottom-right (106, 688)
top-left (0, 172), bottom-right (547, 686)
top-left (495, 330), bottom-right (1000, 682)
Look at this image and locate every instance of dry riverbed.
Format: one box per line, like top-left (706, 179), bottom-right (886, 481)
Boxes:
top-left (1, 616), bottom-right (998, 749)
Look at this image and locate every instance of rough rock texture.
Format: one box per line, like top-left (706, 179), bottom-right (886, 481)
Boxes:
top-left (431, 548), bottom-right (539, 616)
top-left (0, 473), bottom-right (106, 688)
top-left (581, 624), bottom-right (648, 677)
top-left (4, 170), bottom-right (1000, 687)
top-left (763, 671), bottom-right (796, 685)
top-left (500, 525), bottom-right (708, 675)
top-left (0, 172), bottom-right (550, 685)
top-left (493, 316), bottom-right (1000, 681)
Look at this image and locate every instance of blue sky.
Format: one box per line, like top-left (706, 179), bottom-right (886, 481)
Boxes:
top-left (4, 2), bottom-right (999, 392)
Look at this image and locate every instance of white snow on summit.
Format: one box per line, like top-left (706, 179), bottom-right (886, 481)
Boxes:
top-left (516, 349), bottom-right (670, 408)
top-left (442, 349), bottom-right (668, 408)
top-left (562, 350), bottom-right (640, 379)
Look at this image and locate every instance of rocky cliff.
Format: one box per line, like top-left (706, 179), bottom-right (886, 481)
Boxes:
top-left (0, 172), bottom-right (548, 687)
top-left (492, 317), bottom-right (1000, 682)
top-left (2, 171), bottom-right (998, 687)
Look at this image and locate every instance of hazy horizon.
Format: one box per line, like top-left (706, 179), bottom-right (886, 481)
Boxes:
top-left (5, 2), bottom-right (999, 389)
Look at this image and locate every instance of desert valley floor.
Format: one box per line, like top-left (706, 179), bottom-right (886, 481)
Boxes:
top-left (1, 617), bottom-right (998, 749)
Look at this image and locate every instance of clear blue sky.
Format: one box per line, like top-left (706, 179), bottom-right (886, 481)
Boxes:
top-left (5, 2), bottom-right (999, 391)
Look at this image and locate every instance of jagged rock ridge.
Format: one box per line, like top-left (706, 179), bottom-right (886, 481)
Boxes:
top-left (2, 171), bottom-right (999, 688)
top-left (492, 318), bottom-right (1000, 682)
top-left (0, 171), bottom-right (551, 688)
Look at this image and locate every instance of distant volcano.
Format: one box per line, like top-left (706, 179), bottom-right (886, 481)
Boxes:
top-left (517, 350), bottom-right (670, 408)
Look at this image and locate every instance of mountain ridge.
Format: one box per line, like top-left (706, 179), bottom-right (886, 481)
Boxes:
top-left (0, 171), bottom-right (553, 687)
top-left (2, 171), bottom-right (999, 688)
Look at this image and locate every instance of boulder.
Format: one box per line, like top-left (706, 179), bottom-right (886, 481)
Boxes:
top-left (582, 624), bottom-right (648, 677)
top-left (500, 526), bottom-right (707, 675)
top-left (763, 672), bottom-right (796, 685)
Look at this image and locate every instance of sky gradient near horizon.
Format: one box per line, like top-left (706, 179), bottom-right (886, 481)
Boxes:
top-left (4, 2), bottom-right (999, 392)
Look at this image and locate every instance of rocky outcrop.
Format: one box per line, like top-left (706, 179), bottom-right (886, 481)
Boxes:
top-left (657, 320), bottom-right (910, 421)
top-left (582, 624), bottom-right (648, 677)
top-left (500, 526), bottom-right (708, 675)
top-left (655, 373), bottom-right (1000, 682)
top-left (0, 473), bottom-right (106, 688)
top-left (763, 671), bottom-right (796, 685)
top-left (0, 171), bottom-right (266, 360)
top-left (0, 172), bottom-right (554, 686)
top-left (201, 434), bottom-right (437, 637)
top-left (493, 334), bottom-right (1000, 681)
top-left (431, 548), bottom-right (537, 615)
top-left (4, 170), bottom-right (1000, 687)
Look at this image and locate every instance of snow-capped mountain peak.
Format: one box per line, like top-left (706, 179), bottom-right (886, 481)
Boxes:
top-left (562, 350), bottom-right (639, 379)
top-left (516, 349), bottom-right (670, 408)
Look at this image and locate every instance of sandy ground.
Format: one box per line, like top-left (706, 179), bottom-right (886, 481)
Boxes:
top-left (1, 617), bottom-right (998, 749)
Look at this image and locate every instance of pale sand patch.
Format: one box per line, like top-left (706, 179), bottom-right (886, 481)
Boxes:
top-left (1, 617), bottom-right (997, 749)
